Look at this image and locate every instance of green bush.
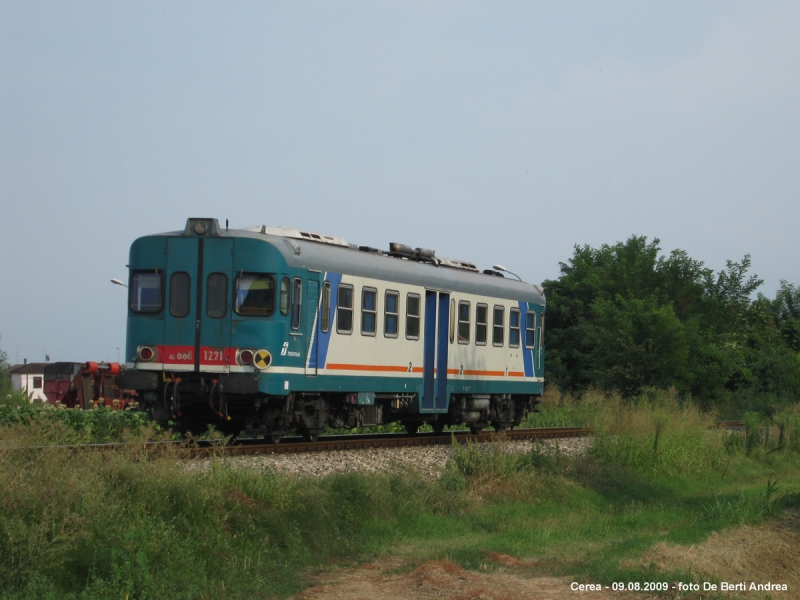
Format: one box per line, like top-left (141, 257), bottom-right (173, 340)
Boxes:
top-left (0, 404), bottom-right (153, 444)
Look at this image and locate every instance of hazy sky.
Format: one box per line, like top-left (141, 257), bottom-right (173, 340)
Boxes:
top-left (2, 1), bottom-right (799, 363)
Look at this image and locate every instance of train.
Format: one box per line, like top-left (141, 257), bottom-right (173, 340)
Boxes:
top-left (44, 361), bottom-right (135, 409)
top-left (119, 218), bottom-right (545, 442)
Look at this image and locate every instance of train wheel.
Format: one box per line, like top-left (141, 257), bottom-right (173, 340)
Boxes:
top-left (302, 428), bottom-right (321, 443)
top-left (404, 421), bottom-right (420, 436)
top-left (469, 424), bottom-right (484, 435)
top-left (431, 422), bottom-right (446, 435)
top-left (267, 430), bottom-right (285, 444)
top-left (493, 422), bottom-right (510, 432)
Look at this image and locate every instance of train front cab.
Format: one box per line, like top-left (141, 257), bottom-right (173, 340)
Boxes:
top-left (123, 218), bottom-right (293, 430)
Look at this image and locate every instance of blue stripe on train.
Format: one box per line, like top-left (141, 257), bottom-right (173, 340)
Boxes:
top-left (520, 300), bottom-right (534, 378)
top-left (310, 272), bottom-right (341, 369)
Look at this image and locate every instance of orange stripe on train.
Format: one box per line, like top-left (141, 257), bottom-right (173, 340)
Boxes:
top-left (325, 363), bottom-right (409, 373)
top-left (463, 369), bottom-right (505, 377)
top-left (324, 364), bottom-right (527, 377)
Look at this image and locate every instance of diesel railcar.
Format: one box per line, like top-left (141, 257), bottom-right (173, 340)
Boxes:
top-left (119, 218), bottom-right (545, 442)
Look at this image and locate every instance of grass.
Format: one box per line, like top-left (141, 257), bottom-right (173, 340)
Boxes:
top-left (1, 389), bottom-right (799, 598)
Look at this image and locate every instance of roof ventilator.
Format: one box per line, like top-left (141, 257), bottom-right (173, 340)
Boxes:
top-left (438, 257), bottom-right (479, 272)
top-left (387, 243), bottom-right (439, 264)
top-left (246, 225), bottom-right (351, 247)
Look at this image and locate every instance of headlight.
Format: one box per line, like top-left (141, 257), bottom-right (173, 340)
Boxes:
top-left (137, 346), bottom-right (156, 362)
top-left (236, 349), bottom-right (254, 365)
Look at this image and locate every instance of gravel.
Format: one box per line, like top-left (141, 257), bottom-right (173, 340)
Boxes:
top-left (185, 437), bottom-right (592, 478)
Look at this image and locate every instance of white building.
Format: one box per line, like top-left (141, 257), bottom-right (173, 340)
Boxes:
top-left (9, 362), bottom-right (48, 402)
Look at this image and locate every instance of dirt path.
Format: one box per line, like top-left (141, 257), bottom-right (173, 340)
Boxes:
top-left (294, 512), bottom-right (800, 600)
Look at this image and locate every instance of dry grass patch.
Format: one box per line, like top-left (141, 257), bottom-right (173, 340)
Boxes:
top-left (633, 510), bottom-right (800, 589)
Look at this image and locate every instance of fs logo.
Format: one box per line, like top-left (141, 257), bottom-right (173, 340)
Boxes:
top-left (280, 342), bottom-right (288, 356)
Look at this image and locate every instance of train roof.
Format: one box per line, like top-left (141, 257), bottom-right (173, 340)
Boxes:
top-left (145, 220), bottom-right (545, 306)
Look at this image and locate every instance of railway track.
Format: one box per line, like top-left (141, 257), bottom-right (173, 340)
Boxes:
top-left (20, 422), bottom-right (745, 459)
top-left (18, 426), bottom-right (591, 458)
top-left (185, 426), bottom-right (594, 458)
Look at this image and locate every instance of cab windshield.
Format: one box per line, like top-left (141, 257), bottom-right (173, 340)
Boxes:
top-left (130, 271), bottom-right (163, 313)
top-left (235, 273), bottom-right (276, 316)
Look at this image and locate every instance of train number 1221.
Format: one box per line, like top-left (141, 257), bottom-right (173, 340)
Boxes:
top-left (203, 349), bottom-right (223, 362)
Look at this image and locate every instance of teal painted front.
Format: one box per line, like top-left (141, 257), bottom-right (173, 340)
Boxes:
top-left (164, 237), bottom-right (199, 352)
top-left (201, 238), bottom-right (234, 355)
top-left (126, 237), bottom-right (167, 362)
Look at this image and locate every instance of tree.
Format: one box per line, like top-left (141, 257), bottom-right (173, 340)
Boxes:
top-left (543, 236), bottom-right (800, 405)
top-left (769, 280), bottom-right (800, 352)
top-left (587, 296), bottom-right (690, 398)
top-left (543, 236), bottom-right (705, 396)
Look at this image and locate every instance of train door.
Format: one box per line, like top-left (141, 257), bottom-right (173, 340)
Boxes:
top-left (199, 238), bottom-right (234, 372)
top-left (305, 280), bottom-right (319, 376)
top-left (165, 237), bottom-right (200, 368)
top-left (422, 290), bottom-right (450, 411)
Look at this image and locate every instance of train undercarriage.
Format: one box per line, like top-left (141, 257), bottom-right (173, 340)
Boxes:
top-left (133, 373), bottom-right (540, 443)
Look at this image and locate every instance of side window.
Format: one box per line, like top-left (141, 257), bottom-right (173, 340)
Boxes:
top-left (457, 300), bottom-right (470, 344)
top-left (280, 277), bottom-right (290, 316)
top-left (206, 273), bottom-right (228, 318)
top-left (169, 272), bottom-right (191, 318)
top-left (321, 281), bottom-right (331, 333)
top-left (475, 303), bottom-right (488, 345)
top-left (235, 274), bottom-right (275, 316)
top-left (493, 305), bottom-right (505, 346)
top-left (337, 284), bottom-right (354, 334)
top-left (525, 311), bottom-right (536, 348)
top-left (406, 293), bottom-right (421, 340)
top-left (384, 290), bottom-right (399, 337)
top-left (291, 278), bottom-right (302, 330)
top-left (361, 287), bottom-right (377, 335)
top-left (130, 271), bottom-right (164, 314)
top-left (509, 308), bottom-right (521, 347)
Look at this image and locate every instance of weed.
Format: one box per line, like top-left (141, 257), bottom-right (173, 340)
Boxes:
top-left (744, 411), bottom-right (763, 455)
top-left (700, 475), bottom-right (785, 528)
